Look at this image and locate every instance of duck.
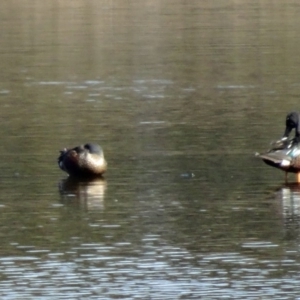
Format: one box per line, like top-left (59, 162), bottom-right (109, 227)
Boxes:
top-left (58, 143), bottom-right (107, 178)
top-left (256, 138), bottom-right (300, 182)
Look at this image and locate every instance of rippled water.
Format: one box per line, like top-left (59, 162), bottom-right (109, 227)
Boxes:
top-left (1, 1), bottom-right (300, 299)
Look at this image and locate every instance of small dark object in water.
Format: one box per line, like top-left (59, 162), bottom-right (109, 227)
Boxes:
top-left (180, 172), bottom-right (195, 179)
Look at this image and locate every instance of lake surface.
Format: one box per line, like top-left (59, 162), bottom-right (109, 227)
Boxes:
top-left (1, 1), bottom-right (300, 299)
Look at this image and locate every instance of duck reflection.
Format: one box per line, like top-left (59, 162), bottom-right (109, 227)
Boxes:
top-left (59, 177), bottom-right (107, 210)
top-left (276, 183), bottom-right (300, 229)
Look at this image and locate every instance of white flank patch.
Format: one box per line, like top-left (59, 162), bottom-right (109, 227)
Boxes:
top-left (281, 159), bottom-right (291, 167)
top-left (89, 155), bottom-right (105, 167)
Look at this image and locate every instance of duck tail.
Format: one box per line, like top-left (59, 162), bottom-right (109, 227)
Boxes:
top-left (257, 153), bottom-right (284, 164)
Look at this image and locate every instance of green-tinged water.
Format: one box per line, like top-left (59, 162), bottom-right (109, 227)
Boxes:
top-left (0, 1), bottom-right (300, 299)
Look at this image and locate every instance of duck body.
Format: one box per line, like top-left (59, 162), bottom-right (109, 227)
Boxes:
top-left (58, 143), bottom-right (107, 178)
top-left (259, 146), bottom-right (300, 173)
top-left (257, 138), bottom-right (300, 182)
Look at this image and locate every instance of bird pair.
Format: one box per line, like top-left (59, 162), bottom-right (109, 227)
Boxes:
top-left (58, 112), bottom-right (300, 181)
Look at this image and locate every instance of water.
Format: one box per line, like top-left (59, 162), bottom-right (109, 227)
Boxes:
top-left (1, 1), bottom-right (300, 299)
